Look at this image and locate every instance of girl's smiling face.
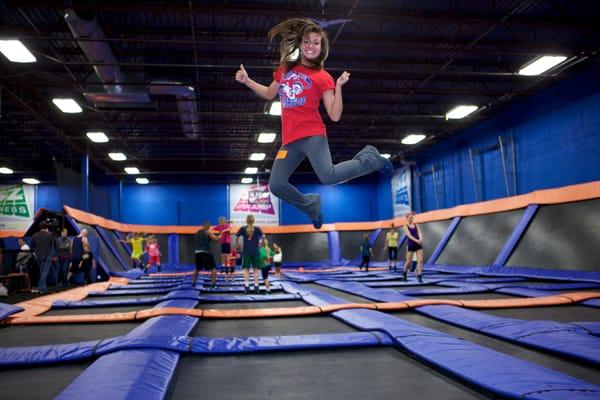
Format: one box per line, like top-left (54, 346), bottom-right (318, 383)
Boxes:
top-left (300, 32), bottom-right (322, 63)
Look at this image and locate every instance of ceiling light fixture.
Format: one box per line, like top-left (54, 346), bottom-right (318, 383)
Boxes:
top-left (52, 98), bottom-right (82, 114)
top-left (0, 40), bottom-right (36, 63)
top-left (446, 105), bottom-right (478, 120)
top-left (518, 55), bottom-right (567, 76)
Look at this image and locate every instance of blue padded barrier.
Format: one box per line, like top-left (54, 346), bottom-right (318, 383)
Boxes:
top-left (570, 322), bottom-right (600, 336)
top-left (483, 264), bottom-right (600, 283)
top-left (109, 269), bottom-right (146, 279)
top-left (108, 283), bottom-right (180, 290)
top-left (494, 288), bottom-right (560, 297)
top-left (0, 331), bottom-right (392, 367)
top-left (428, 216), bottom-right (461, 265)
top-left (168, 233), bottom-right (179, 267)
top-left (56, 349), bottom-right (180, 400)
top-left (289, 282), bottom-right (600, 399)
top-left (0, 303), bottom-right (24, 321)
top-left (425, 264), bottom-right (486, 274)
top-left (328, 230), bottom-right (341, 266)
top-left (402, 285), bottom-right (491, 296)
top-left (315, 279), bottom-right (600, 366)
top-left (418, 305), bottom-right (600, 366)
top-left (190, 331), bottom-right (393, 354)
top-left (582, 299), bottom-right (600, 308)
top-left (52, 297), bottom-right (164, 308)
top-left (493, 204), bottom-right (539, 267)
top-left (464, 277), bottom-right (526, 283)
top-left (334, 308), bottom-right (600, 400)
top-left (88, 287), bottom-right (181, 296)
top-left (95, 226), bottom-right (129, 270)
top-left (0, 338), bottom-right (114, 367)
top-left (57, 298), bottom-right (199, 400)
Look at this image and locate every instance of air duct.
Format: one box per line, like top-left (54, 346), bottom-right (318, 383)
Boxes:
top-left (64, 9), bottom-right (199, 138)
top-left (149, 82), bottom-right (200, 139)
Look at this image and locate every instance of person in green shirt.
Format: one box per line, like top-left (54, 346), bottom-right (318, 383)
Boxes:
top-left (258, 237), bottom-right (275, 294)
top-left (386, 223), bottom-right (400, 271)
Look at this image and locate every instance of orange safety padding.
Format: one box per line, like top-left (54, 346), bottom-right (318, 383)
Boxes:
top-left (6, 291), bottom-right (600, 325)
top-left (9, 277), bottom-right (128, 318)
top-left (0, 230), bottom-right (26, 238)
top-left (60, 180), bottom-right (600, 234)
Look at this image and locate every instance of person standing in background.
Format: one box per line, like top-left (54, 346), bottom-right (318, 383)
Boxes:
top-left (57, 228), bottom-right (72, 287)
top-left (31, 221), bottom-right (57, 294)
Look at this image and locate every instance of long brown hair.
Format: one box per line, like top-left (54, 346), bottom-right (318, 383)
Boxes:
top-left (268, 18), bottom-right (329, 71)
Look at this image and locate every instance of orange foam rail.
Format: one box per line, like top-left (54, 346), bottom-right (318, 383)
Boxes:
top-left (57, 180), bottom-right (600, 234)
top-left (6, 291), bottom-right (599, 325)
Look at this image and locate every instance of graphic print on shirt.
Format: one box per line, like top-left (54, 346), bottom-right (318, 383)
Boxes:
top-left (279, 70), bottom-right (312, 108)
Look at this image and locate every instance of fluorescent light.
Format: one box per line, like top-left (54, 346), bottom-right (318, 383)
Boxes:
top-left (136, 177), bottom-right (149, 184)
top-left (446, 105), bottom-right (478, 120)
top-left (268, 101), bottom-right (281, 116)
top-left (0, 40), bottom-right (36, 63)
top-left (381, 153), bottom-right (391, 159)
top-left (518, 55), bottom-right (567, 76)
top-left (124, 167), bottom-right (140, 175)
top-left (401, 134), bottom-right (426, 145)
top-left (108, 152), bottom-right (127, 161)
top-left (241, 177), bottom-right (253, 184)
top-left (52, 98), bottom-right (82, 113)
top-left (22, 178), bottom-right (40, 185)
top-left (86, 131), bottom-right (109, 143)
top-left (257, 132), bottom-right (276, 143)
top-left (0, 167), bottom-right (14, 174)
top-left (249, 153), bottom-right (266, 161)
top-left (244, 167), bottom-right (258, 174)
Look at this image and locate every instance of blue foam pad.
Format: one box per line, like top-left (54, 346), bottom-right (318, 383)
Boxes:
top-left (484, 265), bottom-right (600, 283)
top-left (0, 303), bottom-right (24, 321)
top-left (109, 283), bottom-right (180, 290)
top-left (494, 287), bottom-right (557, 297)
top-left (0, 338), bottom-right (116, 367)
top-left (419, 305), bottom-right (600, 366)
top-left (402, 285), bottom-right (490, 296)
top-left (56, 349), bottom-right (180, 400)
top-left (52, 297), bottom-right (163, 308)
top-left (570, 322), bottom-right (600, 336)
top-left (464, 277), bottom-right (526, 284)
top-left (315, 280), bottom-right (413, 302)
top-left (582, 299), bottom-right (600, 308)
top-left (88, 287), bottom-right (179, 296)
top-left (333, 308), bottom-right (600, 399)
top-left (190, 332), bottom-right (392, 354)
top-left (197, 293), bottom-right (301, 302)
top-left (110, 270), bottom-right (145, 279)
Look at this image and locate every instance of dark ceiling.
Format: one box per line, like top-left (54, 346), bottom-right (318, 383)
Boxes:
top-left (1, 0), bottom-right (598, 185)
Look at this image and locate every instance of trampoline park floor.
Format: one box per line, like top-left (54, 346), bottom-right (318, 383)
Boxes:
top-left (1, 268), bottom-right (599, 399)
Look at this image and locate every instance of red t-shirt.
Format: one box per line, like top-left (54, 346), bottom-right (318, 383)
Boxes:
top-left (273, 65), bottom-right (335, 145)
top-left (146, 243), bottom-right (160, 257)
top-left (212, 223), bottom-right (231, 244)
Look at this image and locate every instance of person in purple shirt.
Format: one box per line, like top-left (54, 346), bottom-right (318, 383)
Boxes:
top-left (402, 211), bottom-right (424, 283)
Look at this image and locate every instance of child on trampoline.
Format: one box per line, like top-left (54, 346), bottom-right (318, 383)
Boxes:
top-left (403, 211), bottom-right (424, 283)
top-left (258, 237), bottom-right (275, 294)
top-left (236, 18), bottom-right (393, 229)
top-left (358, 234), bottom-right (373, 272)
top-left (144, 237), bottom-right (162, 273)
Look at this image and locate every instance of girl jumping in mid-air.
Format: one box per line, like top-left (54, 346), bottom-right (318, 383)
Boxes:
top-left (236, 18), bottom-right (393, 229)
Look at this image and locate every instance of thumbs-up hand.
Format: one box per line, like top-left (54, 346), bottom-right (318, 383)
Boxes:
top-left (236, 64), bottom-right (249, 84)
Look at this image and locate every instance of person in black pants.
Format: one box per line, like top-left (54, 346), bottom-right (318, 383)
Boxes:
top-left (358, 234), bottom-right (373, 272)
top-left (31, 221), bottom-right (57, 294)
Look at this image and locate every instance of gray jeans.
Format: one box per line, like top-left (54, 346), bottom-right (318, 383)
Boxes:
top-left (268, 135), bottom-right (379, 219)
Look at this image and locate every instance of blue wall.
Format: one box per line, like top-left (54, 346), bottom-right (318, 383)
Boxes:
top-left (412, 63), bottom-right (600, 212)
top-left (34, 179), bottom-right (394, 226)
